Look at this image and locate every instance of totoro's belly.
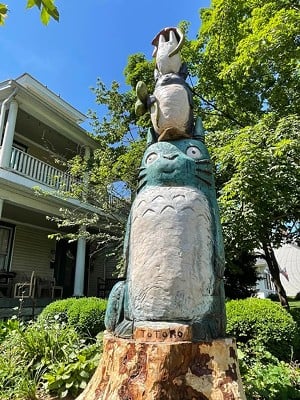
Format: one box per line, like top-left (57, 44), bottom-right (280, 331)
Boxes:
top-left (128, 186), bottom-right (214, 322)
top-left (151, 84), bottom-right (191, 136)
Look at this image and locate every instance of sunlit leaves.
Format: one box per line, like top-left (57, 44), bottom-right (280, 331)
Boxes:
top-left (197, 0), bottom-right (300, 130)
top-left (26, 0), bottom-right (59, 24)
top-left (207, 114), bottom-right (300, 252)
top-left (0, 0), bottom-right (59, 25)
top-left (0, 3), bottom-right (7, 25)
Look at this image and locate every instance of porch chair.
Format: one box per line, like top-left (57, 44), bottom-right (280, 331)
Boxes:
top-left (51, 278), bottom-right (63, 299)
top-left (37, 276), bottom-right (63, 299)
top-left (13, 271), bottom-right (36, 298)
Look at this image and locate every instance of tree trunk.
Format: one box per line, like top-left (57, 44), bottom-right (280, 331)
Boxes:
top-left (77, 329), bottom-right (246, 400)
top-left (262, 240), bottom-right (289, 310)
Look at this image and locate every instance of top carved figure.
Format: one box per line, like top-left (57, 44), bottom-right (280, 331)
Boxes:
top-left (135, 27), bottom-right (194, 141)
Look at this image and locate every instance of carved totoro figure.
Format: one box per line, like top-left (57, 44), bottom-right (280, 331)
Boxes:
top-left (105, 123), bottom-right (226, 341)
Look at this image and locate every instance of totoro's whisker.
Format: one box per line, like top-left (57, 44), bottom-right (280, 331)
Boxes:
top-left (137, 179), bottom-right (147, 193)
top-left (138, 171), bottom-right (147, 179)
top-left (195, 159), bottom-right (210, 164)
top-left (195, 175), bottom-right (212, 186)
top-left (196, 168), bottom-right (213, 175)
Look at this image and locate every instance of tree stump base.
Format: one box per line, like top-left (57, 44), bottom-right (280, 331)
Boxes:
top-left (77, 324), bottom-right (246, 400)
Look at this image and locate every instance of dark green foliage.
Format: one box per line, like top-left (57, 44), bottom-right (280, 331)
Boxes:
top-left (290, 308), bottom-right (300, 361)
top-left (38, 297), bottom-right (108, 338)
top-left (224, 251), bottom-right (258, 299)
top-left (226, 298), bottom-right (297, 360)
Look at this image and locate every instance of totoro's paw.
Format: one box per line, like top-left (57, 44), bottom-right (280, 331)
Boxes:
top-left (136, 81), bottom-right (148, 103)
top-left (135, 99), bottom-right (147, 116)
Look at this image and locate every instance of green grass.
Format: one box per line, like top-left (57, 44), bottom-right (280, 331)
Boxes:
top-left (289, 300), bottom-right (300, 309)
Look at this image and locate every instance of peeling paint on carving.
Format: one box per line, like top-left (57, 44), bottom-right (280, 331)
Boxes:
top-left (190, 353), bottom-right (213, 377)
top-left (229, 346), bottom-right (237, 360)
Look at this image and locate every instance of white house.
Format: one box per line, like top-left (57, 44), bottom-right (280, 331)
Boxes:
top-left (0, 73), bottom-right (117, 300)
top-left (256, 243), bottom-right (300, 298)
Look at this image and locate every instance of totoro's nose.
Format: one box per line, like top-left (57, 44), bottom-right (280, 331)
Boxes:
top-left (163, 153), bottom-right (178, 160)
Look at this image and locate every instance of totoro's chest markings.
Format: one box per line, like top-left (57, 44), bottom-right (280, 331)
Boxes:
top-left (132, 187), bottom-right (212, 224)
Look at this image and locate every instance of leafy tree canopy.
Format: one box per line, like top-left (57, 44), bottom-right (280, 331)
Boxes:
top-left (196, 0), bottom-right (300, 130)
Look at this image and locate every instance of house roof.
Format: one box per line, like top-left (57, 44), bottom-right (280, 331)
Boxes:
top-left (0, 73), bottom-right (99, 150)
top-left (274, 244), bottom-right (300, 297)
top-left (15, 73), bottom-right (86, 124)
top-left (256, 244), bottom-right (300, 297)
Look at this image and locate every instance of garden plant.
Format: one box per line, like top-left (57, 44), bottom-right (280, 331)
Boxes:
top-left (0, 297), bottom-right (299, 399)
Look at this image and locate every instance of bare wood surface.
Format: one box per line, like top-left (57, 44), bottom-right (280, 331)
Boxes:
top-left (77, 331), bottom-right (246, 400)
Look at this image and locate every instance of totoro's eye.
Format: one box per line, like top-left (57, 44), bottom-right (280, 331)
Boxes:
top-left (146, 152), bottom-right (158, 164)
top-left (186, 146), bottom-right (202, 159)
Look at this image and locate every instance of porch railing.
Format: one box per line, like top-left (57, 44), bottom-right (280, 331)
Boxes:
top-left (9, 147), bottom-right (79, 192)
top-left (8, 147), bottom-right (128, 210)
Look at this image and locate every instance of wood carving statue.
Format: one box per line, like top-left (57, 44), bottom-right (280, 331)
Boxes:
top-left (105, 27), bottom-right (226, 341)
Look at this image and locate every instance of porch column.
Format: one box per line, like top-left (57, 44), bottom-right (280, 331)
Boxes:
top-left (0, 99), bottom-right (18, 169)
top-left (73, 147), bottom-right (91, 297)
top-left (0, 198), bottom-right (3, 218)
top-left (73, 232), bottom-right (87, 297)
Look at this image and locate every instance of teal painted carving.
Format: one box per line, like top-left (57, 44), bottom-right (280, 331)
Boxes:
top-left (105, 27), bottom-right (226, 340)
top-left (105, 121), bottom-right (226, 340)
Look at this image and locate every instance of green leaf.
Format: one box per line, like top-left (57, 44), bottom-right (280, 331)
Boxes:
top-left (0, 3), bottom-right (7, 25)
top-left (79, 370), bottom-right (90, 378)
top-left (65, 380), bottom-right (74, 389)
top-left (41, 0), bottom-right (59, 21)
top-left (40, 6), bottom-right (50, 25)
top-left (79, 380), bottom-right (87, 389)
top-left (61, 389), bottom-right (69, 398)
top-left (26, 0), bottom-right (37, 9)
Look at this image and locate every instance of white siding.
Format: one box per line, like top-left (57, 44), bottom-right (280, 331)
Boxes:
top-left (11, 225), bottom-right (56, 280)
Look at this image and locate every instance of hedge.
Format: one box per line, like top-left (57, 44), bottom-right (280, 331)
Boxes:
top-left (226, 298), bottom-right (297, 361)
top-left (38, 297), bottom-right (108, 338)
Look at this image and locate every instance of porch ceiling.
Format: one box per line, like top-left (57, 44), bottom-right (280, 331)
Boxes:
top-left (2, 201), bottom-right (59, 231)
top-left (16, 108), bottom-right (82, 160)
top-left (0, 79), bottom-right (99, 151)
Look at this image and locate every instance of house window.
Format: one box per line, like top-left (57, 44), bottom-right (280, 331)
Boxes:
top-left (264, 272), bottom-right (275, 291)
top-left (0, 223), bottom-right (15, 271)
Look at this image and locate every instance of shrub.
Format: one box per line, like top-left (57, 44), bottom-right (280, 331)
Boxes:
top-left (39, 297), bottom-right (108, 338)
top-left (226, 298), bottom-right (297, 360)
top-left (0, 318), bottom-right (103, 399)
top-left (0, 318), bottom-right (22, 344)
top-left (241, 353), bottom-right (300, 399)
top-left (291, 308), bottom-right (300, 361)
top-left (43, 335), bottom-right (102, 398)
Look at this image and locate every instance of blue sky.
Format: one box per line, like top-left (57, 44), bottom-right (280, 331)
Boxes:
top-left (0, 0), bottom-right (211, 130)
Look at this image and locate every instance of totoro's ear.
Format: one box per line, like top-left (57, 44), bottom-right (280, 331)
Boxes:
top-left (193, 117), bottom-right (205, 142)
top-left (147, 127), bottom-right (158, 146)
